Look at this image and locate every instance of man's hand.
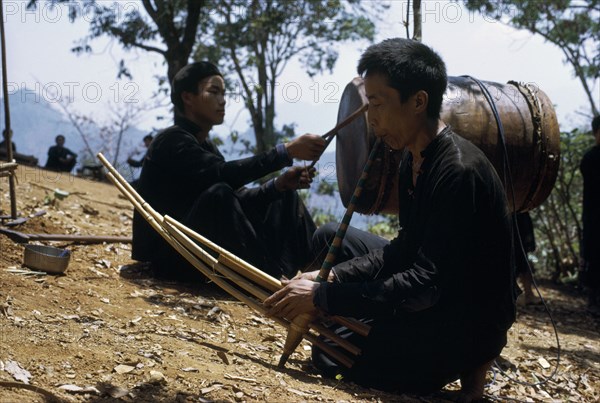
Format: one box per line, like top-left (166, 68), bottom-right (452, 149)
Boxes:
top-left (288, 270), bottom-right (319, 282)
top-left (285, 134), bottom-right (326, 161)
top-left (274, 165), bottom-right (316, 192)
top-left (283, 269), bottom-right (334, 283)
top-left (264, 279), bottom-right (319, 320)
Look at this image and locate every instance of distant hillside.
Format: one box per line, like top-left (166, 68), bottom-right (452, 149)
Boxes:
top-left (0, 89), bottom-right (146, 172)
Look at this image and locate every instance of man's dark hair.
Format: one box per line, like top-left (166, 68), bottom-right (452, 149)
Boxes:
top-left (56, 134), bottom-right (65, 142)
top-left (592, 115), bottom-right (600, 134)
top-left (143, 134), bottom-right (154, 142)
top-left (171, 61), bottom-right (222, 113)
top-left (357, 38), bottom-right (447, 119)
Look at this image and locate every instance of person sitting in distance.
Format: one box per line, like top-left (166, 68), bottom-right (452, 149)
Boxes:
top-left (45, 135), bottom-right (78, 173)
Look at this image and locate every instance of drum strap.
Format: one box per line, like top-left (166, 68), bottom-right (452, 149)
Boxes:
top-left (462, 75), bottom-right (516, 209)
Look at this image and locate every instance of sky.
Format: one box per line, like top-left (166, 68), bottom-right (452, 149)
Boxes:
top-left (2, 0), bottom-right (597, 145)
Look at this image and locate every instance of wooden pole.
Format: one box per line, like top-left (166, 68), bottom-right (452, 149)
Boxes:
top-left (0, 0), bottom-right (17, 218)
top-left (0, 227), bottom-right (131, 244)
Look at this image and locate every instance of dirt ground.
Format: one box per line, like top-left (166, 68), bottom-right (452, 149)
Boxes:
top-left (0, 165), bottom-right (599, 403)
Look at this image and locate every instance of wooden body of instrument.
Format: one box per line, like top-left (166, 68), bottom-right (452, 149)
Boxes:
top-left (336, 77), bottom-right (561, 214)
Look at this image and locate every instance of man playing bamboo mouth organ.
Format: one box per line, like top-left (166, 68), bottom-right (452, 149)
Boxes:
top-left (265, 38), bottom-right (517, 402)
top-left (131, 61), bottom-right (326, 281)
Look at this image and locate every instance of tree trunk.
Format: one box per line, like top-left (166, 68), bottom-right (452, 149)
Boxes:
top-left (412, 0), bottom-right (422, 41)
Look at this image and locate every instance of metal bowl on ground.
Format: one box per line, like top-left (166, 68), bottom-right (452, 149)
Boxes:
top-left (23, 244), bottom-right (71, 274)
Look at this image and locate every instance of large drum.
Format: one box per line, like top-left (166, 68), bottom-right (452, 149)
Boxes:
top-left (336, 76), bottom-right (560, 214)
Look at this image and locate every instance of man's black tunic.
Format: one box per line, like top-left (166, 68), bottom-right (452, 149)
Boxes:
top-left (580, 144), bottom-right (600, 287)
top-left (45, 145), bottom-right (77, 172)
top-left (132, 116), bottom-right (316, 279)
top-left (313, 128), bottom-right (517, 391)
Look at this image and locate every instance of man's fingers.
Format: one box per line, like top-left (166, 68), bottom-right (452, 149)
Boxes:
top-left (264, 287), bottom-right (287, 306)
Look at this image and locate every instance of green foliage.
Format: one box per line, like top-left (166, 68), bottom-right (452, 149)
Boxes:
top-left (196, 0), bottom-right (381, 153)
top-left (29, 1), bottom-right (382, 157)
top-left (316, 180), bottom-right (339, 197)
top-left (463, 0), bottom-right (600, 116)
top-left (310, 207), bottom-right (339, 228)
top-left (367, 214), bottom-right (399, 239)
top-left (531, 128), bottom-right (595, 281)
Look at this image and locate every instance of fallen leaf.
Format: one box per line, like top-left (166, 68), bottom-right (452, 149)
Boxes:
top-left (4, 360), bottom-right (32, 384)
top-left (288, 387), bottom-right (315, 397)
top-left (88, 267), bottom-right (109, 278)
top-left (201, 384), bottom-right (223, 395)
top-left (149, 370), bottom-right (166, 383)
top-left (224, 373), bottom-right (257, 383)
top-left (538, 357), bottom-right (551, 369)
top-left (114, 364), bottom-right (135, 374)
top-left (58, 384), bottom-right (101, 394)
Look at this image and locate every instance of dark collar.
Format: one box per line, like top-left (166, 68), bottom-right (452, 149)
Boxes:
top-left (420, 126), bottom-right (452, 159)
top-left (174, 115), bottom-right (203, 137)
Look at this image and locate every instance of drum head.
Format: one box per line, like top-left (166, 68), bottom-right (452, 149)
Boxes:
top-left (336, 78), bottom-right (374, 210)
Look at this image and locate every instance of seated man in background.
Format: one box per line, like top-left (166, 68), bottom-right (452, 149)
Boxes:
top-left (132, 61), bottom-right (326, 281)
top-left (0, 129), bottom-right (16, 154)
top-left (127, 134), bottom-right (153, 188)
top-left (45, 134), bottom-right (77, 172)
top-left (580, 115), bottom-right (600, 310)
top-left (127, 134), bottom-right (154, 168)
top-left (265, 38), bottom-right (517, 401)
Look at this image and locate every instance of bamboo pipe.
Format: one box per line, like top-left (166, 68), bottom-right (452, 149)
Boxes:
top-left (309, 103), bottom-right (368, 169)
top-left (316, 140), bottom-right (382, 281)
top-left (165, 215), bottom-right (280, 293)
top-left (278, 140), bottom-right (381, 368)
top-left (98, 154), bottom-right (356, 367)
top-left (107, 171), bottom-right (354, 367)
top-left (165, 215), bottom-right (370, 337)
top-left (163, 219), bottom-right (362, 358)
top-left (107, 173), bottom-right (353, 367)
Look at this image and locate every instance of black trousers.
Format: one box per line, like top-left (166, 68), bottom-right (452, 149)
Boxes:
top-left (152, 182), bottom-right (317, 281)
top-left (311, 222), bottom-right (390, 265)
top-left (309, 223), bottom-right (502, 393)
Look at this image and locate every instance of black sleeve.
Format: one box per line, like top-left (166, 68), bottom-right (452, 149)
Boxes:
top-left (128, 158), bottom-right (144, 168)
top-left (63, 148), bottom-right (77, 159)
top-left (235, 179), bottom-right (283, 205)
top-left (316, 167), bottom-right (478, 318)
top-left (158, 131), bottom-right (291, 191)
top-left (47, 146), bottom-right (58, 158)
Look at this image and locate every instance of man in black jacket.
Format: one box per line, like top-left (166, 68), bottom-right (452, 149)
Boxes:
top-left (132, 62), bottom-right (326, 281)
top-left (580, 115), bottom-right (600, 309)
top-left (45, 135), bottom-right (77, 172)
top-left (265, 39), bottom-right (517, 401)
